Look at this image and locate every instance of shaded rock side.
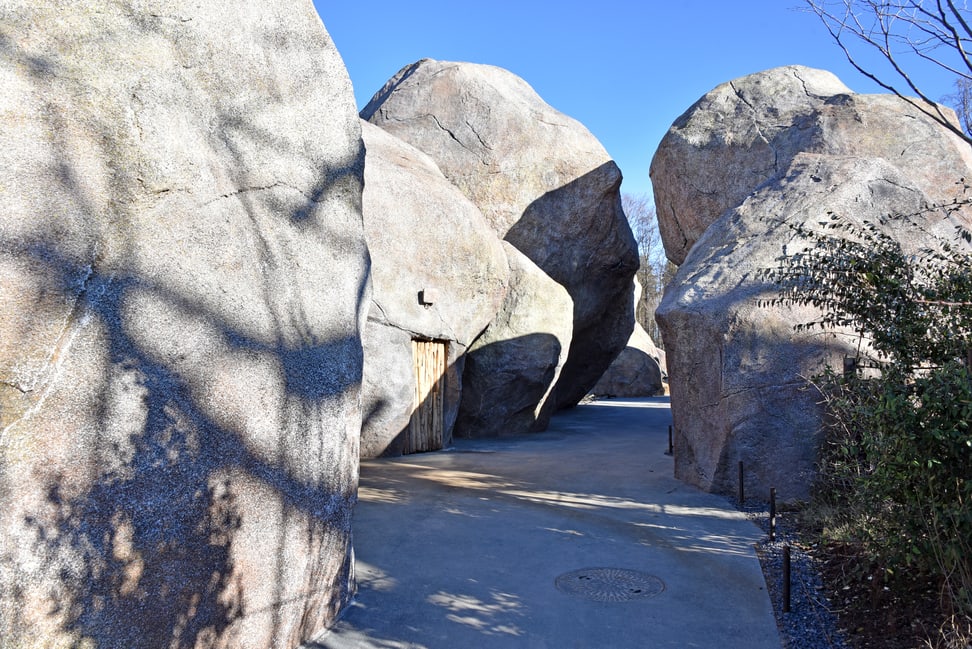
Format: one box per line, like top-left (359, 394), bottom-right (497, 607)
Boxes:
top-left (359, 121), bottom-right (509, 457)
top-left (455, 243), bottom-right (573, 438)
top-left (0, 3), bottom-right (368, 648)
top-left (591, 277), bottom-right (664, 397)
top-left (362, 58), bottom-right (639, 408)
top-left (590, 323), bottom-right (663, 397)
top-left (651, 65), bottom-right (972, 265)
top-left (656, 153), bottom-right (972, 501)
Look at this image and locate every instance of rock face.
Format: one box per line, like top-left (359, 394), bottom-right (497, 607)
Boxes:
top-left (651, 65), bottom-right (972, 265)
top-left (362, 58), bottom-right (639, 409)
top-left (653, 66), bottom-right (972, 500)
top-left (591, 279), bottom-right (663, 397)
top-left (0, 3), bottom-right (368, 648)
top-left (359, 121), bottom-right (508, 457)
top-left (455, 243), bottom-right (573, 437)
top-left (589, 323), bottom-right (663, 398)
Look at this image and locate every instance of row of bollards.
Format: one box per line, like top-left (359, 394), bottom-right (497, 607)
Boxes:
top-left (738, 462), bottom-right (791, 614)
top-left (672, 449), bottom-right (793, 614)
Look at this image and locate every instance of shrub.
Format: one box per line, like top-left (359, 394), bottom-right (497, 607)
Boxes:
top-left (763, 204), bottom-right (972, 620)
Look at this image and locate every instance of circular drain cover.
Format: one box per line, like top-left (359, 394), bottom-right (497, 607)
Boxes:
top-left (555, 568), bottom-right (665, 602)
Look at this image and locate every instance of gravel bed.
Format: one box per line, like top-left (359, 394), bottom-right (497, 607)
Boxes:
top-left (731, 499), bottom-right (851, 649)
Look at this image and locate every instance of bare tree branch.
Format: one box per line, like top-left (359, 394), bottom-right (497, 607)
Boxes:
top-left (943, 76), bottom-right (972, 132)
top-left (623, 193), bottom-right (668, 346)
top-left (806, 0), bottom-right (972, 146)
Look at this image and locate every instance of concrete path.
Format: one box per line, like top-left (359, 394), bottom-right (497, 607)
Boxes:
top-left (308, 397), bottom-right (781, 649)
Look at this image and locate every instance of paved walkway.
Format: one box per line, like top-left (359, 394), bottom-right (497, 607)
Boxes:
top-left (309, 397), bottom-right (781, 649)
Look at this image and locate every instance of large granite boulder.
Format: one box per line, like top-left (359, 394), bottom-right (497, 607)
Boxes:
top-left (651, 65), bottom-right (972, 265)
top-left (0, 3), bottom-right (368, 647)
top-left (362, 58), bottom-right (639, 409)
top-left (455, 243), bottom-right (573, 438)
top-left (655, 68), bottom-right (970, 499)
top-left (359, 121), bottom-right (509, 457)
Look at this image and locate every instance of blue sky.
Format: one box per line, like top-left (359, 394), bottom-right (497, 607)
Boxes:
top-left (314, 1), bottom-right (961, 199)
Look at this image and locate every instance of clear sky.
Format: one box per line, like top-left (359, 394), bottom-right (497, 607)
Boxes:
top-left (313, 1), bottom-right (961, 200)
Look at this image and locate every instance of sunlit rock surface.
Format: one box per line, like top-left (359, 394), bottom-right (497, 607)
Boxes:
top-left (654, 66), bottom-right (972, 500)
top-left (362, 58), bottom-right (638, 410)
top-left (0, 2), bottom-right (368, 646)
top-left (359, 121), bottom-right (508, 457)
top-left (651, 65), bottom-right (972, 265)
top-left (455, 243), bottom-right (573, 438)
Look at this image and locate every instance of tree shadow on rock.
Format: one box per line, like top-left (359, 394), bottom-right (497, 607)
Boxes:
top-left (13, 239), bottom-right (362, 648)
top-left (0, 8), bottom-right (367, 644)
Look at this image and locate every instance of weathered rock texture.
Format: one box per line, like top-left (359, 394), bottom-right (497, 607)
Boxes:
top-left (653, 66), bottom-right (972, 500)
top-left (362, 58), bottom-right (639, 409)
top-left (455, 243), bottom-right (573, 437)
top-left (0, 3), bottom-right (368, 648)
top-left (651, 65), bottom-right (972, 265)
top-left (359, 121), bottom-right (508, 457)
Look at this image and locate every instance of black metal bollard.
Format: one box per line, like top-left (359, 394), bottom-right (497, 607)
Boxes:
top-left (782, 545), bottom-right (791, 613)
top-left (667, 425), bottom-right (673, 455)
top-left (738, 461), bottom-right (744, 504)
top-left (843, 355), bottom-right (857, 378)
top-left (769, 487), bottom-right (777, 542)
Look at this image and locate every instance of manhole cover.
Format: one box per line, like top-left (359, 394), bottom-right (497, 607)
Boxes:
top-left (554, 568), bottom-right (665, 602)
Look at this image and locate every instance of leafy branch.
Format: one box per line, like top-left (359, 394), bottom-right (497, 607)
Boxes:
top-left (760, 198), bottom-right (972, 624)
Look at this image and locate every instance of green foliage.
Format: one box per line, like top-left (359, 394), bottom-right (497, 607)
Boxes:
top-left (764, 207), bottom-right (972, 619)
top-left (814, 364), bottom-right (972, 601)
top-left (765, 211), bottom-right (972, 368)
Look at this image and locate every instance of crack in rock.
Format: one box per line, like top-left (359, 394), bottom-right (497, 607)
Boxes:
top-left (729, 80), bottom-right (780, 174)
top-left (1, 264), bottom-right (98, 439)
top-left (791, 67), bottom-right (830, 101)
top-left (429, 114), bottom-right (475, 154)
top-left (198, 181), bottom-right (312, 207)
top-left (464, 118), bottom-right (492, 151)
top-left (0, 380), bottom-right (31, 395)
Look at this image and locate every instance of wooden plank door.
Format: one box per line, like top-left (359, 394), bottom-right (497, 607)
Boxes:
top-left (408, 339), bottom-right (446, 454)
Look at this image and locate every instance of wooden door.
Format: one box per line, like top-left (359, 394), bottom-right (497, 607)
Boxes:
top-left (408, 339), bottom-right (447, 454)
